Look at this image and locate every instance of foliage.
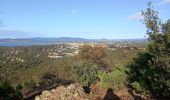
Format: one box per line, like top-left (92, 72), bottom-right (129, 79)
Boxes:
top-left (128, 2), bottom-right (170, 97)
top-left (98, 65), bottom-right (127, 91)
top-left (78, 45), bottom-right (107, 70)
top-left (0, 81), bottom-right (23, 100)
top-left (104, 48), bottom-right (140, 69)
top-left (39, 72), bottom-right (58, 87)
top-left (71, 60), bottom-right (99, 86)
top-left (16, 83), bottom-right (23, 91)
top-left (142, 2), bottom-right (161, 40)
top-left (23, 80), bottom-right (36, 89)
top-left (0, 45), bottom-right (76, 86)
top-left (128, 52), bottom-right (153, 93)
top-left (130, 82), bottom-right (144, 92)
top-left (0, 43), bottom-right (142, 92)
top-left (128, 51), bottom-right (170, 97)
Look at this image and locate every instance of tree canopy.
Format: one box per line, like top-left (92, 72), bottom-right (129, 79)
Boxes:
top-left (128, 2), bottom-right (170, 97)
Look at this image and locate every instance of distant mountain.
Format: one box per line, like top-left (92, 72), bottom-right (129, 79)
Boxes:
top-left (0, 37), bottom-right (145, 46)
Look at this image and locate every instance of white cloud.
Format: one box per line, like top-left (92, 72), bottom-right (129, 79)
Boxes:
top-left (71, 10), bottom-right (78, 14)
top-left (127, 12), bottom-right (143, 20)
top-left (157, 0), bottom-right (170, 5)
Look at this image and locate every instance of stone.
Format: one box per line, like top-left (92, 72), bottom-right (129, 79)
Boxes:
top-left (35, 96), bottom-right (41, 100)
top-left (51, 89), bottom-right (56, 94)
top-left (35, 84), bottom-right (87, 100)
top-left (41, 90), bottom-right (54, 97)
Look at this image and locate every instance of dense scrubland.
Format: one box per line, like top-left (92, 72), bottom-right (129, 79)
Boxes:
top-left (0, 2), bottom-right (170, 100)
top-left (0, 43), bottom-right (142, 99)
top-left (0, 44), bottom-right (142, 85)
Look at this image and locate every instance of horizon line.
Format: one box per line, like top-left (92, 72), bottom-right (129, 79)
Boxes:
top-left (0, 37), bottom-right (145, 40)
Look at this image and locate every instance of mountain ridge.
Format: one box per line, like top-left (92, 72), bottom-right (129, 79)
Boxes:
top-left (0, 37), bottom-right (145, 46)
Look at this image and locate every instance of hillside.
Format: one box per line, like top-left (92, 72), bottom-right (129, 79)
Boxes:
top-left (0, 43), bottom-right (146, 99)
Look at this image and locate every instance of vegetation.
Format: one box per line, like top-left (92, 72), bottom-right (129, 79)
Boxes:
top-left (0, 43), bottom-right (141, 98)
top-left (72, 45), bottom-right (107, 87)
top-left (77, 45), bottom-right (108, 71)
top-left (0, 80), bottom-right (23, 100)
top-left (0, 45), bottom-right (76, 87)
top-left (39, 72), bottom-right (59, 87)
top-left (22, 80), bottom-right (36, 89)
top-left (71, 44), bottom-right (140, 93)
top-left (78, 45), bottom-right (106, 63)
top-left (71, 60), bottom-right (99, 86)
top-left (98, 65), bottom-right (127, 91)
top-left (128, 2), bottom-right (170, 97)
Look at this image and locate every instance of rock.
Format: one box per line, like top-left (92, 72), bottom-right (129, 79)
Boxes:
top-left (35, 84), bottom-right (87, 100)
top-left (67, 84), bottom-right (76, 90)
top-left (41, 90), bottom-right (54, 97)
top-left (74, 92), bottom-right (79, 97)
top-left (35, 96), bottom-right (41, 100)
top-left (38, 90), bottom-right (54, 100)
top-left (51, 89), bottom-right (56, 94)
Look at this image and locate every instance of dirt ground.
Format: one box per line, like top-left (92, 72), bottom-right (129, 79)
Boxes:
top-left (87, 82), bottom-right (134, 100)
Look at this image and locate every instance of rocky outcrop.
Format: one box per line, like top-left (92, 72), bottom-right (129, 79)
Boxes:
top-left (35, 83), bottom-right (137, 100)
top-left (35, 84), bottom-right (88, 100)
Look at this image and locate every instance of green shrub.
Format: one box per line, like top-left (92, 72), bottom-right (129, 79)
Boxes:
top-left (128, 52), bottom-right (170, 96)
top-left (98, 65), bottom-right (127, 91)
top-left (0, 81), bottom-right (23, 100)
top-left (23, 80), bottom-right (36, 89)
top-left (39, 72), bottom-right (57, 87)
top-left (16, 83), bottom-right (23, 91)
top-left (71, 60), bottom-right (99, 86)
top-left (130, 81), bottom-right (149, 95)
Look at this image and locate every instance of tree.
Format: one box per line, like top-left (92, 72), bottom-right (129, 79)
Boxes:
top-left (142, 2), bottom-right (161, 41)
top-left (128, 2), bottom-right (170, 97)
top-left (77, 45), bottom-right (108, 71)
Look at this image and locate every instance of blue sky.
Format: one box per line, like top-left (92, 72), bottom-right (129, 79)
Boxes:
top-left (0, 0), bottom-right (170, 39)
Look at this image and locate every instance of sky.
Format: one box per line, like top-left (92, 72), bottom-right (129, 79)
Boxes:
top-left (0, 0), bottom-right (170, 39)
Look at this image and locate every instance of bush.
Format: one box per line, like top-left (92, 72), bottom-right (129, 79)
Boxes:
top-left (0, 81), bottom-right (23, 100)
top-left (16, 83), bottom-right (23, 91)
top-left (71, 60), bottom-right (99, 86)
top-left (98, 65), bottom-right (127, 91)
top-left (128, 52), bottom-right (170, 96)
top-left (23, 80), bottom-right (36, 89)
top-left (39, 72), bottom-right (58, 87)
top-left (130, 81), bottom-right (149, 95)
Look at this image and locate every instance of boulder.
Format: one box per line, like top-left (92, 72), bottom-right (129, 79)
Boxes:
top-left (35, 84), bottom-right (87, 100)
